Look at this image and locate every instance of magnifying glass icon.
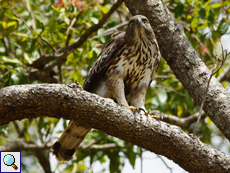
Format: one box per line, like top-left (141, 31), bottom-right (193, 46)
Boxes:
top-left (3, 154), bottom-right (18, 170)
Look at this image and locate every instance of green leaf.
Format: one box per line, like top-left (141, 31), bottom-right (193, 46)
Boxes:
top-left (76, 152), bottom-right (89, 162)
top-left (111, 137), bottom-right (124, 147)
top-left (217, 18), bottom-right (230, 36)
top-left (38, 117), bottom-right (45, 132)
top-left (107, 150), bottom-right (121, 173)
top-left (63, 119), bottom-right (68, 129)
top-left (1, 56), bottom-right (22, 65)
top-left (98, 28), bottom-right (105, 43)
top-left (191, 17), bottom-right (199, 29)
top-left (100, 4), bottom-right (112, 13)
top-left (24, 131), bottom-right (30, 141)
top-left (24, 53), bottom-right (33, 64)
top-left (13, 32), bottom-right (29, 37)
top-left (11, 73), bottom-right (19, 84)
top-left (208, 8), bottom-right (215, 27)
top-left (99, 155), bottom-right (107, 163)
top-left (0, 125), bottom-right (8, 137)
top-left (217, 18), bottom-right (226, 30)
top-left (64, 16), bottom-right (70, 25)
top-left (90, 151), bottom-right (104, 164)
top-left (158, 89), bottom-right (167, 104)
top-left (220, 22), bottom-right (230, 35)
top-left (0, 21), bottom-right (7, 29)
top-left (23, 119), bottom-right (31, 141)
top-left (174, 2), bottom-right (184, 19)
top-left (127, 147), bottom-right (136, 169)
top-left (0, 69), bottom-right (12, 88)
top-left (207, 38), bottom-right (214, 56)
top-left (211, 3), bottom-right (223, 9)
top-left (198, 7), bottom-right (206, 19)
top-left (90, 17), bottom-right (99, 24)
top-left (7, 21), bottom-right (17, 28)
top-left (15, 67), bottom-right (30, 84)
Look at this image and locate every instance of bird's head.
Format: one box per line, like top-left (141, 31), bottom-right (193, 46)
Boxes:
top-left (125, 15), bottom-right (155, 44)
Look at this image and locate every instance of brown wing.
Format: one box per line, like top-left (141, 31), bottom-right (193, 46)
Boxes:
top-left (83, 32), bottom-right (125, 92)
top-left (149, 39), bottom-right (161, 86)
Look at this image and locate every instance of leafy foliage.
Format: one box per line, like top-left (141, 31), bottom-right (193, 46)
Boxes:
top-left (0, 0), bottom-right (230, 172)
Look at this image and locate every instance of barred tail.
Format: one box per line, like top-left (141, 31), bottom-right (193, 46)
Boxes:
top-left (52, 121), bottom-right (91, 161)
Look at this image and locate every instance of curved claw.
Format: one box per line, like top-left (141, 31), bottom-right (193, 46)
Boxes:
top-left (148, 109), bottom-right (151, 114)
top-left (138, 108), bottom-right (146, 114)
top-left (121, 105), bottom-right (163, 121)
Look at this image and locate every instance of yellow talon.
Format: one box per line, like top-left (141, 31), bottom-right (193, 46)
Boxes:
top-left (121, 104), bottom-right (163, 120)
top-left (121, 104), bottom-right (139, 113)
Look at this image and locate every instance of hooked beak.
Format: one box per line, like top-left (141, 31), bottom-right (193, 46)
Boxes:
top-left (136, 17), bottom-right (142, 25)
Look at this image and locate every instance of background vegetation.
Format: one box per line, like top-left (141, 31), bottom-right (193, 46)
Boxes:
top-left (0, 0), bottom-right (230, 172)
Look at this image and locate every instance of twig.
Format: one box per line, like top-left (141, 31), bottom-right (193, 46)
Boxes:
top-left (66, 0), bottom-right (77, 35)
top-left (25, 0), bottom-right (37, 30)
top-left (193, 44), bottom-right (229, 136)
top-left (37, 118), bottom-right (44, 143)
top-left (71, 154), bottom-right (78, 173)
top-left (79, 143), bottom-right (133, 152)
top-left (150, 110), bottom-right (206, 129)
top-left (12, 121), bottom-right (23, 137)
top-left (78, 134), bottom-right (107, 151)
top-left (43, 34), bottom-right (71, 73)
top-left (58, 64), bottom-right (63, 84)
top-left (43, 59), bottom-right (61, 72)
top-left (64, 34), bottom-right (71, 56)
top-left (39, 23), bottom-right (58, 54)
top-left (157, 155), bottom-right (173, 173)
top-left (12, 11), bottom-right (45, 56)
top-left (1, 37), bottom-right (12, 57)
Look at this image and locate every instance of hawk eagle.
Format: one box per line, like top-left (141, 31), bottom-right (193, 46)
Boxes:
top-left (52, 15), bottom-right (161, 161)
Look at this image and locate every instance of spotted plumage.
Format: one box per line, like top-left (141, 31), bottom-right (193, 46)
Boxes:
top-left (52, 15), bottom-right (161, 161)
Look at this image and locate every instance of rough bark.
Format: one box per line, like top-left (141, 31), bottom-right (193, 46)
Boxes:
top-left (0, 83), bottom-right (230, 172)
top-left (124, 0), bottom-right (230, 140)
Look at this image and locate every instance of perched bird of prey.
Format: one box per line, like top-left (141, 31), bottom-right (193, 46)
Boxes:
top-left (52, 15), bottom-right (161, 161)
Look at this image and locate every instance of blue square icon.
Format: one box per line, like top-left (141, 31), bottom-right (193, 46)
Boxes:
top-left (0, 151), bottom-right (21, 173)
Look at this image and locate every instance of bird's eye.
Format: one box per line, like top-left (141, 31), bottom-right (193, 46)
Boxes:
top-left (130, 22), bottom-right (134, 26)
top-left (143, 20), bottom-right (148, 24)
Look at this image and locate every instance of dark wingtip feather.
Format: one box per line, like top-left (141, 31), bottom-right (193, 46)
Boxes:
top-left (52, 141), bottom-right (75, 161)
top-left (52, 142), bottom-right (61, 161)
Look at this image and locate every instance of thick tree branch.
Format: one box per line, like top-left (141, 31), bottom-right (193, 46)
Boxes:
top-left (0, 83), bottom-right (230, 172)
top-left (124, 0), bottom-right (230, 140)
